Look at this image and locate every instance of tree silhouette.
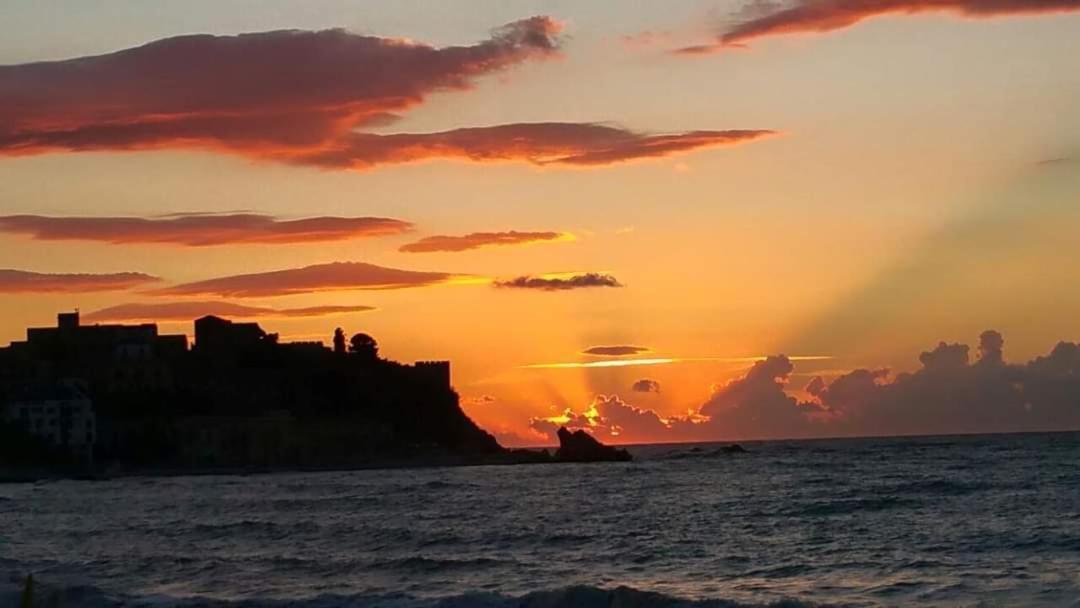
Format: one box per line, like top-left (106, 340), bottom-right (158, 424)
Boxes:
top-left (333, 328), bottom-right (346, 355)
top-left (349, 333), bottom-right (378, 360)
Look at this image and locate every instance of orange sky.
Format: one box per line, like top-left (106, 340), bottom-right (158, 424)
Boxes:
top-left (2, 1), bottom-right (1079, 445)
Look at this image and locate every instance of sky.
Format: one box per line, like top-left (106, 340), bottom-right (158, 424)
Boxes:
top-left (1, 0), bottom-right (1079, 445)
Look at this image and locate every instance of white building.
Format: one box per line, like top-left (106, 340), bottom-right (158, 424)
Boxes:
top-left (5, 380), bottom-right (95, 463)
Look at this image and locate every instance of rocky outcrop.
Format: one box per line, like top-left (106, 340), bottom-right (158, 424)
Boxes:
top-left (554, 427), bottom-right (632, 462)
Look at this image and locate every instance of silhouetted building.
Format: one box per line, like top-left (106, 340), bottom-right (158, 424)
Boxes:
top-left (2, 312), bottom-right (187, 393)
top-left (194, 315), bottom-right (268, 353)
top-left (3, 379), bottom-right (95, 463)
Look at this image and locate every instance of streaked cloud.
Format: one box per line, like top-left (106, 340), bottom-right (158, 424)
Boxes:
top-left (524, 355), bottom-right (831, 369)
top-left (0, 19), bottom-right (558, 162)
top-left (150, 261), bottom-right (464, 298)
top-left (0, 213), bottom-right (411, 246)
top-left (679, 0), bottom-right (1080, 53)
top-left (0, 21), bottom-right (775, 169)
top-left (495, 272), bottom-right (622, 291)
top-left (84, 301), bottom-right (374, 322)
top-left (582, 345), bottom-right (651, 356)
top-left (400, 230), bottom-right (572, 253)
top-left (0, 269), bottom-right (160, 293)
top-left (296, 123), bottom-right (777, 169)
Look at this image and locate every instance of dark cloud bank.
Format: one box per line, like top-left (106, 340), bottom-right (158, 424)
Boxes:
top-left (533, 330), bottom-right (1080, 443)
top-left (495, 273), bottom-right (622, 291)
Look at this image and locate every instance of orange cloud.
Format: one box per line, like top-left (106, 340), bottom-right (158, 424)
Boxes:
top-left (683, 0), bottom-right (1080, 52)
top-left (0, 269), bottom-right (160, 293)
top-left (0, 19), bottom-right (558, 160)
top-left (582, 345), bottom-right (651, 356)
top-left (292, 123), bottom-right (777, 169)
top-left (495, 272), bottom-right (622, 291)
top-left (151, 261), bottom-right (463, 298)
top-left (0, 214), bottom-right (411, 246)
top-left (84, 301), bottom-right (374, 322)
top-left (400, 230), bottom-right (570, 253)
top-left (0, 20), bottom-right (775, 169)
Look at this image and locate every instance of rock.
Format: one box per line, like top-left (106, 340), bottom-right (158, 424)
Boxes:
top-left (554, 427), bottom-right (632, 462)
top-left (720, 444), bottom-right (748, 454)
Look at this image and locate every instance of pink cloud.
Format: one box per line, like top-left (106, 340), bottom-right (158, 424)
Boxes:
top-left (400, 230), bottom-right (568, 253)
top-left (150, 261), bottom-right (462, 298)
top-left (0, 269), bottom-right (160, 293)
top-left (682, 0), bottom-right (1080, 52)
top-left (0, 21), bottom-right (776, 169)
top-left (0, 214), bottom-right (411, 246)
top-left (84, 301), bottom-right (374, 322)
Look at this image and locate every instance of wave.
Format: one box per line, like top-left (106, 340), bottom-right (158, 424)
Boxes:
top-left (883, 478), bottom-right (993, 497)
top-left (661, 446), bottom-right (750, 460)
top-left (0, 580), bottom-right (840, 608)
top-left (784, 496), bottom-right (919, 517)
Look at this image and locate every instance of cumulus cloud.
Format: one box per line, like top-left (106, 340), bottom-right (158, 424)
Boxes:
top-left (530, 394), bottom-right (675, 444)
top-left (802, 330), bottom-right (1075, 436)
top-left (150, 261), bottom-right (461, 297)
top-left (632, 379), bottom-right (661, 393)
top-left (495, 272), bottom-right (622, 291)
top-left (698, 355), bottom-right (826, 439)
top-left (0, 269), bottom-right (160, 293)
top-left (680, 0), bottom-right (1080, 52)
top-left (0, 20), bottom-right (775, 169)
top-left (400, 230), bottom-right (570, 253)
top-left (0, 213), bottom-right (411, 246)
top-left (583, 345), bottom-right (650, 356)
top-left (526, 329), bottom-right (1080, 444)
top-left (83, 301), bottom-right (374, 322)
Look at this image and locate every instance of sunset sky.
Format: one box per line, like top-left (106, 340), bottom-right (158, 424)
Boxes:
top-left (2, 0), bottom-right (1079, 445)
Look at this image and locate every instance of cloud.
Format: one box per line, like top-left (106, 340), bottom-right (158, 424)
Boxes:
top-left (802, 330), bottom-right (1080, 436)
top-left (530, 394), bottom-right (674, 444)
top-left (683, 0), bottom-right (1080, 52)
top-left (150, 261), bottom-right (462, 297)
top-left (529, 329), bottom-right (1080, 445)
top-left (495, 272), bottom-right (622, 291)
top-left (400, 230), bottom-right (570, 253)
top-left (0, 21), bottom-right (775, 169)
top-left (83, 301), bottom-right (374, 322)
top-left (522, 354), bottom-right (830, 369)
top-left (0, 269), bottom-right (160, 293)
top-left (295, 123), bottom-right (777, 169)
top-left (632, 379), bottom-right (661, 393)
top-left (583, 345), bottom-right (650, 356)
top-left (0, 214), bottom-right (411, 246)
top-left (698, 355), bottom-right (827, 439)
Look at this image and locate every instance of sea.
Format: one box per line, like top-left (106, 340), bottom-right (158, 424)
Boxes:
top-left (2, 432), bottom-right (1079, 607)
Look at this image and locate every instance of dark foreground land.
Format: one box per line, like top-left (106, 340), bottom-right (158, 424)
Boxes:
top-left (0, 313), bottom-right (631, 482)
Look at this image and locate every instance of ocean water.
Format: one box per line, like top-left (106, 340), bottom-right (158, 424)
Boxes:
top-left (2, 433), bottom-right (1079, 607)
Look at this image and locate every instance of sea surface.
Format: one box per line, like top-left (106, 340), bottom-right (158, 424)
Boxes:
top-left (2, 433), bottom-right (1079, 607)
